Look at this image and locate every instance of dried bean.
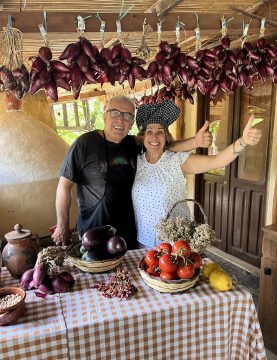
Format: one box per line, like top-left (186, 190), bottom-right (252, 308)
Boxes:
top-left (0, 294), bottom-right (22, 310)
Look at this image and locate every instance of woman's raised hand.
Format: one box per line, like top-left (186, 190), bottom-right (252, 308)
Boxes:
top-left (241, 114), bottom-right (262, 146)
top-left (195, 121), bottom-right (213, 148)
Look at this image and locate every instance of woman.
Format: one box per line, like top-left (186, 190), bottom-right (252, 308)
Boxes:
top-left (131, 100), bottom-right (262, 248)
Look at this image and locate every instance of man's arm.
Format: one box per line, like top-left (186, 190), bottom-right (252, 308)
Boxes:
top-left (52, 176), bottom-right (74, 246)
top-left (168, 121), bottom-right (212, 152)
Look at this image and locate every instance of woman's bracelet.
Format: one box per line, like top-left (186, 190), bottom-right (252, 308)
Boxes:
top-left (239, 137), bottom-right (247, 147)
top-left (232, 142), bottom-right (240, 156)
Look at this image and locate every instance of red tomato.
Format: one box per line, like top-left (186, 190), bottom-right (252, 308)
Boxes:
top-left (145, 250), bottom-right (159, 267)
top-left (172, 240), bottom-right (191, 258)
top-left (189, 252), bottom-right (202, 269)
top-left (159, 254), bottom-right (178, 273)
top-left (177, 263), bottom-right (195, 279)
top-left (160, 272), bottom-right (178, 280)
top-left (146, 264), bottom-right (161, 277)
top-left (157, 242), bottom-right (172, 253)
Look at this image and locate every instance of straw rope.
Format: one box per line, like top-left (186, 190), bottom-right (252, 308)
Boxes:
top-left (0, 27), bottom-right (23, 70)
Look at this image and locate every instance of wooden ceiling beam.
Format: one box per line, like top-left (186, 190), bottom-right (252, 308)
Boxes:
top-left (244, 0), bottom-right (273, 14)
top-left (48, 89), bottom-right (106, 104)
top-left (229, 6), bottom-right (277, 27)
top-left (0, 12), bottom-right (264, 35)
top-left (145, 0), bottom-right (185, 17)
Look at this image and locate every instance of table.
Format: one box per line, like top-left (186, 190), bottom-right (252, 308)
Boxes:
top-left (0, 249), bottom-right (266, 360)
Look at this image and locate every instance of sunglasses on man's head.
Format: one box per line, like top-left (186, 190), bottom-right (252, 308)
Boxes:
top-left (106, 109), bottom-right (134, 122)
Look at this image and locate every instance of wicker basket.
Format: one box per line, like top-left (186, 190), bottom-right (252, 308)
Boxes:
top-left (138, 258), bottom-right (200, 293)
top-left (66, 241), bottom-right (124, 273)
top-left (166, 198), bottom-right (208, 223)
top-left (157, 198), bottom-right (214, 254)
top-left (68, 254), bottom-right (124, 273)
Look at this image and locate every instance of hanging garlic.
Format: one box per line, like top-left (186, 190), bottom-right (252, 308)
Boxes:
top-left (135, 19), bottom-right (153, 60)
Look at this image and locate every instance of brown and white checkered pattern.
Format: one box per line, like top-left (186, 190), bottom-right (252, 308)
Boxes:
top-left (0, 249), bottom-right (266, 360)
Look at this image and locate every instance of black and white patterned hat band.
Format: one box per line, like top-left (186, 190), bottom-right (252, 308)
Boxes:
top-left (136, 99), bottom-right (181, 130)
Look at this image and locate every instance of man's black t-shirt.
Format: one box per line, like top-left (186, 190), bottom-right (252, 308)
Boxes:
top-left (60, 130), bottom-right (139, 249)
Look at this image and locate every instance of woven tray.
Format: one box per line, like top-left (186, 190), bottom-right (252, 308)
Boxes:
top-left (138, 258), bottom-right (200, 293)
top-left (68, 254), bottom-right (124, 273)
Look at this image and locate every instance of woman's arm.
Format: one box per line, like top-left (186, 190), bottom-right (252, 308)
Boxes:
top-left (181, 114), bottom-right (262, 174)
top-left (169, 121), bottom-right (212, 152)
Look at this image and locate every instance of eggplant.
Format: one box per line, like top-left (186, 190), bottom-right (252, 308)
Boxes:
top-left (106, 236), bottom-right (127, 256)
top-left (81, 225), bottom-right (116, 251)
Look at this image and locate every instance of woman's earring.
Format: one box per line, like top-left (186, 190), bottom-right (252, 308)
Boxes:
top-left (141, 142), bottom-right (144, 154)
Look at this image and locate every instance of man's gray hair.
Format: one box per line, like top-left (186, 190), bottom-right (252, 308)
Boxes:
top-left (107, 95), bottom-right (135, 114)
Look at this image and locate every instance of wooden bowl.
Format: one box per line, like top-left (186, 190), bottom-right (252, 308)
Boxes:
top-left (0, 287), bottom-right (26, 314)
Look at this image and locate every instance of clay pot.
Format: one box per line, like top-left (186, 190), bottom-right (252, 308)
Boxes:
top-left (2, 224), bottom-right (39, 279)
top-left (1, 91), bottom-right (23, 111)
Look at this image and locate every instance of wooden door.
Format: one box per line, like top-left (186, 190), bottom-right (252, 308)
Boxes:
top-left (196, 80), bottom-right (273, 267)
top-left (199, 93), bottom-right (234, 251)
top-left (227, 81), bottom-right (272, 266)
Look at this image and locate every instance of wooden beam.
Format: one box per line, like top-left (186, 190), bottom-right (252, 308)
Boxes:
top-left (245, 0), bottom-right (273, 13)
top-left (0, 12), bottom-right (263, 35)
top-left (104, 38), bottom-right (120, 48)
top-left (145, 0), bottom-right (185, 17)
top-left (229, 6), bottom-right (277, 28)
top-left (48, 89), bottom-right (106, 104)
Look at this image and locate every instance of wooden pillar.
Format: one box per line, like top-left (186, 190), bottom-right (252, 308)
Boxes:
top-left (174, 97), bottom-right (185, 140)
top-left (273, 177), bottom-right (277, 224)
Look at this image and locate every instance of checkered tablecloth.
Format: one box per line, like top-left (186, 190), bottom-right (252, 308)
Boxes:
top-left (0, 249), bottom-right (266, 360)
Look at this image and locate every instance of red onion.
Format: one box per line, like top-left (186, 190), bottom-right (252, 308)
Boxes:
top-left (38, 46), bottom-right (53, 63)
top-left (120, 47), bottom-right (132, 64)
top-left (51, 277), bottom-right (69, 293)
top-left (111, 43), bottom-right (123, 59)
top-left (45, 80), bottom-right (58, 102)
top-left (79, 37), bottom-right (97, 62)
top-left (32, 263), bottom-right (46, 288)
top-left (19, 268), bottom-right (35, 290)
top-left (59, 271), bottom-right (75, 286)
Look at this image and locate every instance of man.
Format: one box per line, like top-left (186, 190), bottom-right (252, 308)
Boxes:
top-left (52, 95), bottom-right (211, 249)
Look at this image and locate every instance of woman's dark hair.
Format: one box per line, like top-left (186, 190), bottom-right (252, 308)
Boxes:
top-left (136, 125), bottom-right (175, 150)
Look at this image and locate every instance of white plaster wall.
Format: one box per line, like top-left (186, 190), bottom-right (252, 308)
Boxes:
top-left (0, 111), bottom-right (77, 239)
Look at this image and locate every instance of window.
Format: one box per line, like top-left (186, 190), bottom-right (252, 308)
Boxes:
top-left (51, 97), bottom-right (104, 145)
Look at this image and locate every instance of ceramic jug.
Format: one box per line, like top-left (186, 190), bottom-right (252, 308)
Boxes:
top-left (2, 224), bottom-right (39, 278)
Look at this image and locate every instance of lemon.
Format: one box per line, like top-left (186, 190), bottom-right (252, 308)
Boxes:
top-left (202, 262), bottom-right (222, 278)
top-left (209, 270), bottom-right (232, 291)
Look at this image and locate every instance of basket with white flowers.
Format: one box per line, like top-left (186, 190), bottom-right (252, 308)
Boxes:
top-left (156, 199), bottom-right (215, 254)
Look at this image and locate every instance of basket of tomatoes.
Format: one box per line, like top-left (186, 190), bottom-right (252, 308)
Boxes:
top-left (138, 240), bottom-right (202, 293)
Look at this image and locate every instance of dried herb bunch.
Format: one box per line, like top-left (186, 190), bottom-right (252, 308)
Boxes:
top-left (156, 216), bottom-right (215, 253)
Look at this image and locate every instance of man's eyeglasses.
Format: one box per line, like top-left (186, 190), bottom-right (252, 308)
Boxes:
top-left (106, 109), bottom-right (134, 122)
